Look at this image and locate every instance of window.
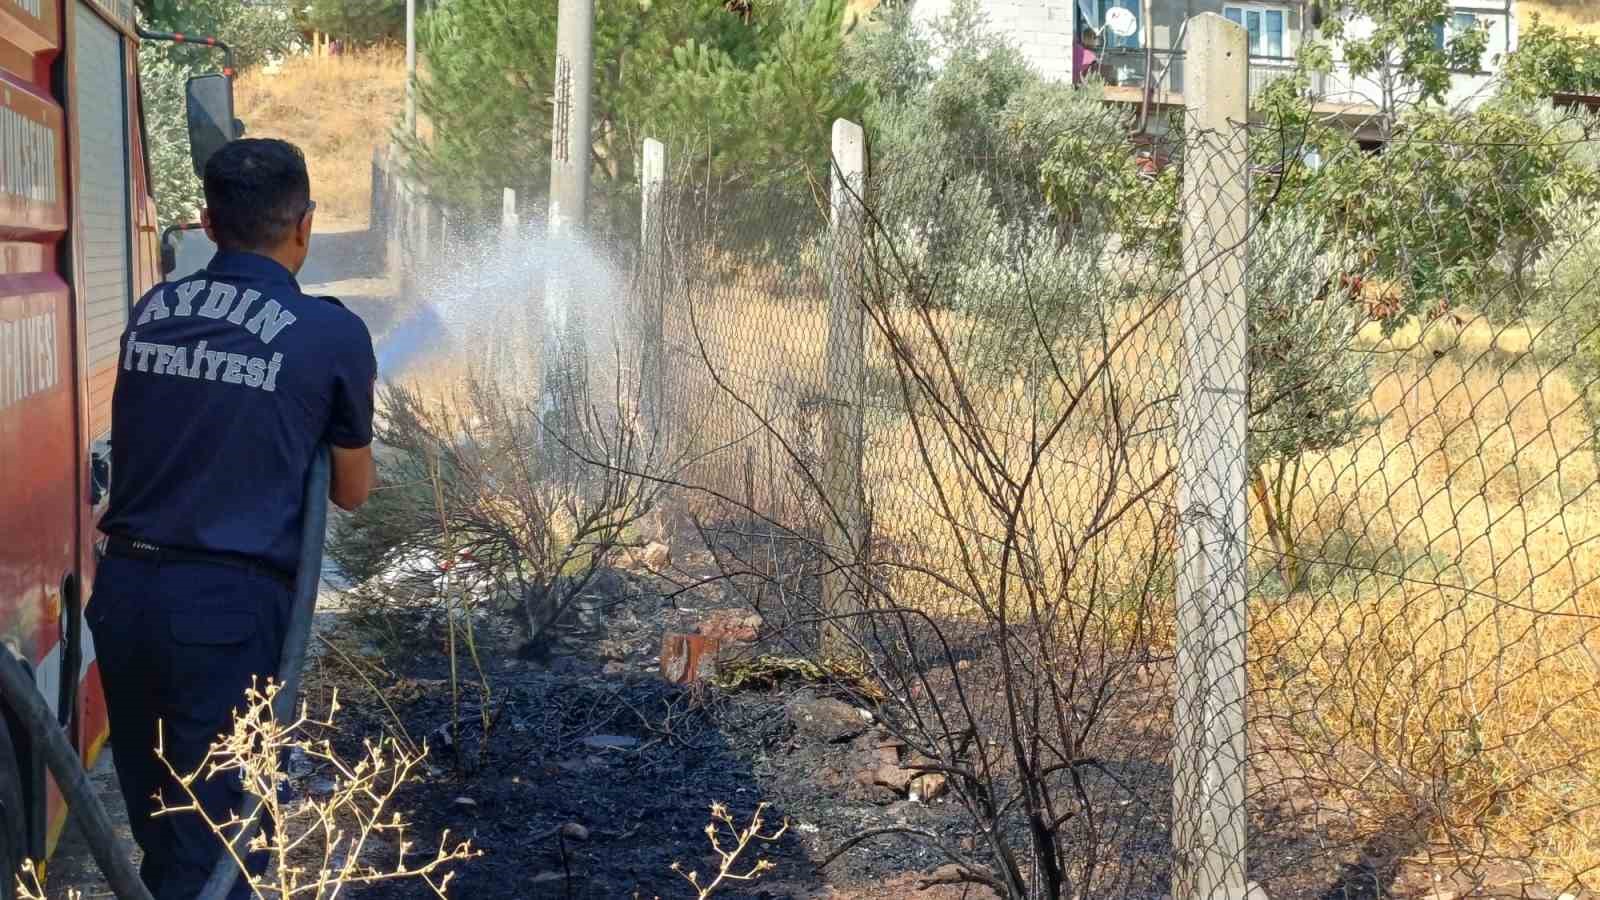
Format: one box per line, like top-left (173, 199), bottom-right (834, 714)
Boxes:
top-left (1224, 4), bottom-right (1288, 59)
top-left (1099, 0), bottom-right (1141, 50)
top-left (1432, 12), bottom-right (1484, 71)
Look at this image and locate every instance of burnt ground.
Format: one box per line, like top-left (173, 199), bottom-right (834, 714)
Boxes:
top-left (301, 565), bottom-right (981, 900)
top-left (47, 541), bottom-right (1583, 899)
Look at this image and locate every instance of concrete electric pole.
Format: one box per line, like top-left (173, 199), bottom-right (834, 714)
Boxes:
top-left (405, 0), bottom-right (417, 136)
top-left (542, 0), bottom-right (594, 423)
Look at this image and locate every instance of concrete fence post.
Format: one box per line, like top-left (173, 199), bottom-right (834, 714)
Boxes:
top-left (415, 193), bottom-right (432, 270)
top-left (381, 145), bottom-right (401, 287)
top-left (640, 138), bottom-right (666, 432)
top-left (1172, 13), bottom-right (1251, 900)
top-left (821, 118), bottom-right (867, 660)
top-left (370, 146), bottom-right (387, 271)
top-left (397, 175), bottom-right (414, 300)
top-left (501, 187), bottom-right (519, 238)
top-left (496, 188), bottom-right (534, 388)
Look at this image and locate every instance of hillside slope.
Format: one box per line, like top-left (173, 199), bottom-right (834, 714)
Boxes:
top-left (1519, 0), bottom-right (1600, 35)
top-left (235, 49), bottom-right (406, 229)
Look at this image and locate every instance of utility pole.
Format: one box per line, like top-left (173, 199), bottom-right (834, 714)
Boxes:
top-left (405, 0), bottom-right (417, 136)
top-left (548, 0), bottom-right (594, 240)
top-left (543, 0), bottom-right (594, 424)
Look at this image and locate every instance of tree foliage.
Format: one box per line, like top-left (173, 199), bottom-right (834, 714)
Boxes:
top-left (137, 0), bottom-right (301, 225)
top-left (1259, 90), bottom-right (1592, 322)
top-left (406, 0), bottom-right (862, 227)
top-left (1245, 209), bottom-right (1373, 591)
top-left (1502, 15), bottom-right (1600, 100)
top-left (1312, 0), bottom-right (1490, 123)
top-left (305, 0), bottom-right (408, 46)
top-left (141, 0), bottom-right (300, 70)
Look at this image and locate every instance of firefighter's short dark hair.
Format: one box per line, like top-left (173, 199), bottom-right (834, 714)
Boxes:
top-left (202, 138), bottom-right (312, 253)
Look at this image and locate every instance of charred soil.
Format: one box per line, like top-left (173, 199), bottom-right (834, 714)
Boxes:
top-left (304, 567), bottom-right (977, 899)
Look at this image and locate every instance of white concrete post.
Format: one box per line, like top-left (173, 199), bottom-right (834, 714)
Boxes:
top-left (502, 187), bottom-right (519, 240)
top-left (542, 0), bottom-right (595, 424)
top-left (548, 0), bottom-right (594, 240)
top-left (545, 0), bottom-right (594, 326)
top-left (641, 138), bottom-right (667, 430)
top-left (403, 0), bottom-right (416, 134)
top-left (821, 118), bottom-right (867, 659)
top-left (415, 194), bottom-right (432, 267)
top-left (372, 146), bottom-right (389, 272)
top-left (496, 188), bottom-right (533, 388)
top-left (1173, 13), bottom-right (1251, 900)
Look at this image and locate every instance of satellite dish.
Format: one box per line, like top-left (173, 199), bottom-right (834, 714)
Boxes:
top-left (1104, 7), bottom-right (1138, 39)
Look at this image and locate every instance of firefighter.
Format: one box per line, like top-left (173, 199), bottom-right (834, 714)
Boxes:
top-left (86, 138), bottom-right (377, 899)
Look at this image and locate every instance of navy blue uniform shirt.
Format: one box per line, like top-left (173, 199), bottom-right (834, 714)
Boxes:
top-left (100, 250), bottom-right (376, 573)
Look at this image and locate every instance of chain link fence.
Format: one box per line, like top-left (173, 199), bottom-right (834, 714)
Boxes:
top-left (440, 25), bottom-right (1600, 898)
top-left (350, 5), bottom-right (1600, 892)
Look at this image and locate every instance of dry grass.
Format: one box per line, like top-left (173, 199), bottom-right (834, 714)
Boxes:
top-left (1251, 313), bottom-right (1600, 890)
top-left (661, 281), bottom-right (1600, 890)
top-left (236, 49), bottom-right (407, 229)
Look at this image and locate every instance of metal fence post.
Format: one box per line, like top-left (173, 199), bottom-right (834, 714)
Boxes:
top-left (641, 138), bottom-right (666, 433)
top-left (822, 118), bottom-right (867, 659)
top-left (1173, 13), bottom-right (1251, 900)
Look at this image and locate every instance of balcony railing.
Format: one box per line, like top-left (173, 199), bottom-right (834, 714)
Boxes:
top-left (1248, 56), bottom-right (1299, 97)
top-left (1087, 49), bottom-right (1330, 102)
top-left (1094, 47), bottom-right (1184, 95)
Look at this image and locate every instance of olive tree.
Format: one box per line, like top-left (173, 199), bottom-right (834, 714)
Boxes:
top-left (1246, 209), bottom-right (1374, 591)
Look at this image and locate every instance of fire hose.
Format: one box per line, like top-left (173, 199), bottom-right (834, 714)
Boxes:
top-left (0, 447), bottom-right (331, 900)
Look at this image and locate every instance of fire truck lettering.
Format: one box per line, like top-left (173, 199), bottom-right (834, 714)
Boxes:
top-left (135, 288), bottom-right (171, 325)
top-left (18, 319), bottom-right (29, 398)
top-left (244, 299), bottom-right (296, 344)
top-left (227, 289), bottom-right (261, 325)
top-left (198, 282), bottom-right (237, 319)
top-left (0, 311), bottom-right (58, 409)
top-left (29, 317), bottom-right (39, 392)
top-left (0, 102), bottom-right (58, 206)
top-left (173, 280), bottom-right (207, 317)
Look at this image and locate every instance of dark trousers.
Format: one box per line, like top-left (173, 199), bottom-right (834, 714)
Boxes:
top-left (87, 555), bottom-right (291, 900)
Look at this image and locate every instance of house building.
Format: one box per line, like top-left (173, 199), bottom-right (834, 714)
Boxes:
top-left (908, 0), bottom-right (1518, 120)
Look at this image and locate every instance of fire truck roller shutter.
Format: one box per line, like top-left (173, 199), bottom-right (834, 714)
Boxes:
top-left (73, 2), bottom-right (132, 442)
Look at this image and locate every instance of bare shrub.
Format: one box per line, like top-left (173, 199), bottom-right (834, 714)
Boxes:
top-left (154, 681), bottom-right (478, 897)
top-left (16, 861), bottom-right (79, 900)
top-left (330, 365), bottom-right (667, 657)
top-left (671, 802), bottom-right (789, 899)
top-left (640, 125), bottom-right (1188, 898)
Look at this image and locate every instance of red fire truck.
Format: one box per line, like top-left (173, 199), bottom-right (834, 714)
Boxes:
top-left (0, 0), bottom-right (233, 884)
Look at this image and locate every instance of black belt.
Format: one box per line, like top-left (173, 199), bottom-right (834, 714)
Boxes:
top-left (103, 537), bottom-right (295, 588)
